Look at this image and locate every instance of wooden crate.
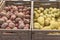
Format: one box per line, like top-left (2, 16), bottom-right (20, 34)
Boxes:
top-left (0, 29), bottom-right (31, 40)
top-left (32, 30), bottom-right (60, 40)
top-left (0, 1), bottom-right (32, 40)
top-left (32, 1), bottom-right (60, 40)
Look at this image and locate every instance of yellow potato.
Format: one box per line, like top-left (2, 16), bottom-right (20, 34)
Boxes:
top-left (34, 22), bottom-right (43, 29)
top-left (37, 17), bottom-right (44, 26)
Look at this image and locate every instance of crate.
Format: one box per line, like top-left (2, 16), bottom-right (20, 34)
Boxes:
top-left (32, 0), bottom-right (49, 1)
top-left (0, 1), bottom-right (3, 6)
top-left (34, 1), bottom-right (59, 8)
top-left (32, 1), bottom-right (60, 40)
top-left (0, 29), bottom-right (31, 40)
top-left (0, 1), bottom-right (5, 11)
top-left (57, 0), bottom-right (60, 2)
top-left (0, 1), bottom-right (31, 40)
top-left (3, 0), bottom-right (23, 1)
top-left (32, 30), bottom-right (60, 40)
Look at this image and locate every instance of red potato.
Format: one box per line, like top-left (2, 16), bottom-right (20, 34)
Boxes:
top-left (2, 10), bottom-right (6, 13)
top-left (18, 6), bottom-right (24, 9)
top-left (24, 24), bottom-right (30, 29)
top-left (2, 16), bottom-right (8, 21)
top-left (19, 9), bottom-right (23, 12)
top-left (13, 6), bottom-right (17, 9)
top-left (8, 22), bottom-right (15, 29)
top-left (16, 12), bottom-right (25, 18)
top-left (25, 14), bottom-right (30, 19)
top-left (1, 22), bottom-right (8, 29)
top-left (24, 27), bottom-right (28, 29)
top-left (7, 5), bottom-right (11, 11)
top-left (6, 12), bottom-right (12, 18)
top-left (24, 19), bottom-right (30, 24)
top-left (18, 21), bottom-right (25, 29)
top-left (4, 7), bottom-right (9, 11)
top-left (26, 11), bottom-right (30, 15)
top-left (13, 27), bottom-right (17, 29)
top-left (0, 12), bottom-right (6, 16)
top-left (19, 20), bottom-right (24, 24)
top-left (10, 9), bottom-right (14, 13)
top-left (23, 12), bottom-right (26, 14)
top-left (15, 18), bottom-right (22, 23)
top-left (0, 18), bottom-right (5, 25)
top-left (25, 24), bottom-right (30, 27)
top-left (14, 11), bottom-right (18, 14)
top-left (12, 21), bottom-right (16, 23)
top-left (24, 6), bottom-right (27, 9)
top-left (23, 8), bottom-right (27, 12)
top-left (6, 27), bottom-right (11, 29)
top-left (11, 5), bottom-right (15, 9)
top-left (0, 16), bottom-right (2, 18)
top-left (6, 20), bottom-right (12, 23)
top-left (14, 11), bottom-right (18, 15)
top-left (10, 14), bottom-right (16, 20)
top-left (15, 23), bottom-right (19, 27)
top-left (13, 6), bottom-right (18, 11)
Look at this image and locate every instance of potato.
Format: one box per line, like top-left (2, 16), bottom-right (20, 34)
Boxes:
top-left (2, 16), bottom-right (8, 22)
top-left (45, 19), bottom-right (50, 26)
top-left (11, 5), bottom-right (18, 10)
top-left (0, 12), bottom-right (6, 16)
top-left (11, 5), bottom-right (14, 8)
top-left (0, 18), bottom-right (5, 25)
top-left (15, 18), bottom-right (22, 23)
top-left (1, 22), bottom-right (8, 29)
top-left (19, 9), bottom-right (23, 12)
top-left (25, 24), bottom-right (30, 28)
top-left (17, 12), bottom-right (25, 18)
top-left (6, 12), bottom-right (12, 18)
top-left (37, 17), bottom-right (44, 26)
top-left (24, 6), bottom-right (27, 9)
top-left (18, 21), bottom-right (25, 29)
top-left (10, 9), bottom-right (14, 13)
top-left (14, 11), bottom-right (18, 14)
top-left (6, 27), bottom-right (11, 29)
top-left (4, 7), bottom-right (9, 11)
top-left (15, 23), bottom-right (18, 27)
top-left (6, 20), bottom-right (12, 23)
top-left (25, 15), bottom-right (30, 19)
top-left (23, 8), bottom-right (27, 12)
top-left (2, 10), bottom-right (6, 13)
top-left (24, 27), bottom-right (29, 29)
top-left (18, 6), bottom-right (24, 9)
top-left (24, 19), bottom-right (30, 24)
top-left (10, 14), bottom-right (16, 20)
top-left (8, 22), bottom-right (15, 29)
top-left (23, 12), bottom-right (26, 15)
top-left (13, 27), bottom-right (17, 29)
top-left (26, 11), bottom-right (30, 15)
top-left (8, 6), bottom-right (11, 10)
top-left (34, 22), bottom-right (43, 29)
top-left (12, 21), bottom-right (16, 23)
